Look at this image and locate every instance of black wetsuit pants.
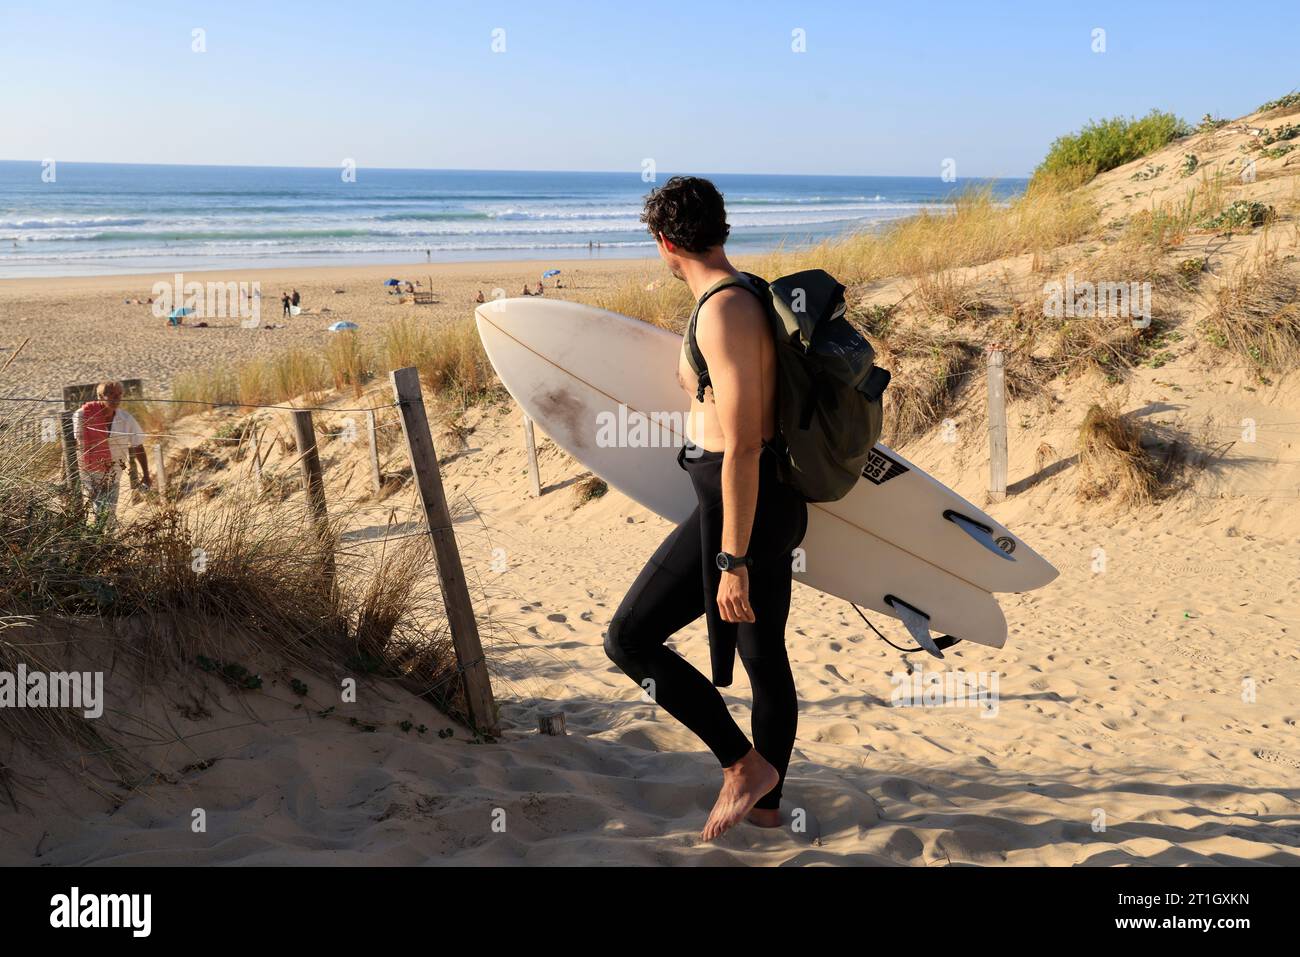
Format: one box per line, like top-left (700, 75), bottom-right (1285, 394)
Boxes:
top-left (605, 442), bottom-right (808, 810)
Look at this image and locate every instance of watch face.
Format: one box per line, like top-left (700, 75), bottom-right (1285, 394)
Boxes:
top-left (715, 552), bottom-right (729, 571)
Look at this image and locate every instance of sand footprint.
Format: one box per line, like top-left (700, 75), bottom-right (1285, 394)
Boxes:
top-left (1253, 749), bottom-right (1300, 769)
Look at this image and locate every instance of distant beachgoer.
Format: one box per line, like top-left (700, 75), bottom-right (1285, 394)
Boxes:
top-left (73, 381), bottom-right (150, 528)
top-left (535, 282), bottom-right (544, 296)
top-left (475, 290), bottom-right (485, 303)
top-left (404, 281), bottom-right (415, 294)
top-left (282, 292), bottom-right (291, 316)
top-left (426, 249), bottom-right (431, 262)
top-left (291, 289), bottom-right (301, 307)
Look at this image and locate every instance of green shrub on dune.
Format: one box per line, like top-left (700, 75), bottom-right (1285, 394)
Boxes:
top-left (1257, 90), bottom-right (1300, 114)
top-left (1032, 110), bottom-right (1191, 188)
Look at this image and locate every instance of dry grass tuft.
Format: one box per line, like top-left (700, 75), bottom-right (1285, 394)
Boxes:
top-left (875, 327), bottom-right (980, 446)
top-left (1201, 248), bottom-right (1300, 375)
top-left (910, 269), bottom-right (995, 323)
top-left (1076, 402), bottom-right (1165, 507)
top-left (574, 475), bottom-right (608, 505)
top-left (1045, 315), bottom-right (1150, 381)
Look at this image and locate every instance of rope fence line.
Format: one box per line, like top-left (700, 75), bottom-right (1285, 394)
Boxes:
top-left (0, 394), bottom-right (400, 415)
top-left (0, 423), bottom-right (405, 444)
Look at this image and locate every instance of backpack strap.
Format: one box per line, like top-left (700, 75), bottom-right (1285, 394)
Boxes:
top-left (684, 273), bottom-right (766, 402)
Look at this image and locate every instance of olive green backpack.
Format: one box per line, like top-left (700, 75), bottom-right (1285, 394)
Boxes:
top-left (684, 269), bottom-right (890, 502)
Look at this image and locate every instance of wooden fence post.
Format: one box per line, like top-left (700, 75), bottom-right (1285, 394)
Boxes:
top-left (987, 348), bottom-right (1008, 503)
top-left (59, 410), bottom-right (79, 493)
top-left (522, 412), bottom-right (542, 498)
top-left (250, 426), bottom-right (264, 487)
top-left (538, 712), bottom-right (567, 736)
top-left (391, 366), bottom-right (498, 736)
top-left (290, 409), bottom-right (335, 589)
top-left (366, 409), bottom-right (383, 497)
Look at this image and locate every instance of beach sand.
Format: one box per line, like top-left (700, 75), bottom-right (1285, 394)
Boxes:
top-left (0, 257), bottom-right (659, 397)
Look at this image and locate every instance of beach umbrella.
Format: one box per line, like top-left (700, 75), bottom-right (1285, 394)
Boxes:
top-left (384, 278), bottom-right (401, 286)
top-left (542, 269), bottom-right (561, 278)
top-left (328, 320), bottom-right (360, 332)
top-left (169, 307), bottom-right (192, 319)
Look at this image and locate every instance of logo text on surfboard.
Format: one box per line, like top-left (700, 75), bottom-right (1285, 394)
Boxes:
top-left (861, 448), bottom-right (908, 485)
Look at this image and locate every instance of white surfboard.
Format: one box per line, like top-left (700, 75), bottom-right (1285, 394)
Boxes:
top-left (475, 298), bottom-right (1056, 650)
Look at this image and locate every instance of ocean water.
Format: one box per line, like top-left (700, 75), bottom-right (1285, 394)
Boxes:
top-left (0, 162), bottom-right (1027, 278)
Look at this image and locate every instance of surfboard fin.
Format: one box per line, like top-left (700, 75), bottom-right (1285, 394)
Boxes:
top-left (884, 595), bottom-right (945, 659)
top-left (944, 509), bottom-right (1016, 562)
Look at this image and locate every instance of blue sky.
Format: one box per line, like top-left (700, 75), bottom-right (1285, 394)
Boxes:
top-left (1, 0), bottom-right (1296, 177)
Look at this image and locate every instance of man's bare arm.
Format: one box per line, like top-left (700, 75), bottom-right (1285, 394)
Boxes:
top-left (697, 286), bottom-right (768, 559)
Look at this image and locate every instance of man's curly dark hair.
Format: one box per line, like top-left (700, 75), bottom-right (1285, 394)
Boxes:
top-left (640, 176), bottom-right (730, 253)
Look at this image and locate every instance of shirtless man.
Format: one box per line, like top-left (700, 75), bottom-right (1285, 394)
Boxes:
top-left (604, 176), bottom-right (808, 841)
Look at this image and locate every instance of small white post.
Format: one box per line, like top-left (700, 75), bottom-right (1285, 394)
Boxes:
top-left (987, 348), bottom-right (1007, 503)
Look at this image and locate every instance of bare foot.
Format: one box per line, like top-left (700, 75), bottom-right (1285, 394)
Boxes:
top-left (701, 749), bottom-right (779, 842)
top-left (746, 806), bottom-right (782, 828)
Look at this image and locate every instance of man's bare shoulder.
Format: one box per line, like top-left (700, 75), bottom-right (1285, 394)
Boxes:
top-left (698, 283), bottom-right (768, 334)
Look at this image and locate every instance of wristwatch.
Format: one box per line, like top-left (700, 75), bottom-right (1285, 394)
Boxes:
top-left (715, 551), bottom-right (752, 571)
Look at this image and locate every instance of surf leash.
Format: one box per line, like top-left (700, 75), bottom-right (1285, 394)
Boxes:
top-left (850, 603), bottom-right (963, 655)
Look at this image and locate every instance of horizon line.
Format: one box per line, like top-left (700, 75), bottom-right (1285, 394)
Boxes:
top-left (0, 157), bottom-right (1031, 181)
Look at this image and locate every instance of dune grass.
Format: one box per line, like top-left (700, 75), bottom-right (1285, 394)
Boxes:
top-left (375, 317), bottom-right (501, 406)
top-left (170, 352), bottom-right (335, 411)
top-left (1121, 168), bottom-right (1230, 251)
top-left (167, 316), bottom-right (497, 424)
top-left (323, 330), bottom-right (372, 397)
top-left (597, 183), bottom-right (1098, 335)
top-left (750, 183), bottom-right (1098, 288)
top-left (1201, 246), bottom-right (1300, 375)
top-left (874, 327), bottom-right (981, 446)
top-left (595, 275), bottom-right (696, 331)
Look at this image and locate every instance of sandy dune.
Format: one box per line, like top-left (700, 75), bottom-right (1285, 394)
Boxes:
top-left (3, 392), bottom-right (1296, 866)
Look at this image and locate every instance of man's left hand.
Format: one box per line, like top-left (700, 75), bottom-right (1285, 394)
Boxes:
top-left (718, 566), bottom-right (755, 623)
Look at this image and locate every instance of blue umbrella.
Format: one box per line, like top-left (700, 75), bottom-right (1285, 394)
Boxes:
top-left (384, 278), bottom-right (401, 286)
top-left (328, 320), bottom-right (360, 333)
top-left (542, 269), bottom-right (561, 278)
top-left (169, 307), bottom-right (192, 318)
